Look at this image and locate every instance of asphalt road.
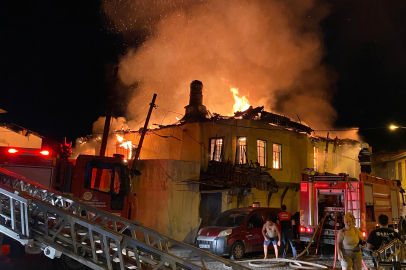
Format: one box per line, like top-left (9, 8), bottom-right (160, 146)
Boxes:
top-left (1, 247), bottom-right (375, 270)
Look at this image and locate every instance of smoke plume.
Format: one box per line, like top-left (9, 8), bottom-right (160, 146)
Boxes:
top-left (103, 0), bottom-right (344, 133)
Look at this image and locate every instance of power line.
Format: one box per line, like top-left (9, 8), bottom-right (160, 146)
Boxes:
top-left (149, 134), bottom-right (182, 183)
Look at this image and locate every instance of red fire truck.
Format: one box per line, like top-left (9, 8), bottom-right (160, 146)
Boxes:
top-left (0, 144), bottom-right (138, 221)
top-left (299, 172), bottom-right (403, 245)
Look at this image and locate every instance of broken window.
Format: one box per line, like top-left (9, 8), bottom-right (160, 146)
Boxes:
top-left (273, 143), bottom-right (282, 169)
top-left (257, 139), bottom-right (267, 167)
top-left (236, 137), bottom-right (247, 164)
top-left (314, 147), bottom-right (318, 171)
top-left (209, 138), bottom-right (223, 162)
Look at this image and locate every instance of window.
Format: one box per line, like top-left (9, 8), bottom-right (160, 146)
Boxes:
top-left (247, 212), bottom-right (264, 229)
top-left (265, 211), bottom-right (278, 223)
top-left (236, 137), bottom-right (247, 164)
top-left (314, 147), bottom-right (318, 171)
top-left (209, 138), bottom-right (223, 162)
top-left (85, 162), bottom-right (120, 194)
top-left (272, 143), bottom-right (282, 169)
top-left (257, 140), bottom-right (267, 167)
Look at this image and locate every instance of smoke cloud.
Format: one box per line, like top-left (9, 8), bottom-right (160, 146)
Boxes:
top-left (103, 0), bottom-right (349, 134)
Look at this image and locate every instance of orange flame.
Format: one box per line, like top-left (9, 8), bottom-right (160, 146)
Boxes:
top-left (115, 135), bottom-right (134, 159)
top-left (230, 87), bottom-right (250, 114)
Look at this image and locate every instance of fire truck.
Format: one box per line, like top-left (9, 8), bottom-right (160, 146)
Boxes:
top-left (0, 143), bottom-right (137, 221)
top-left (299, 172), bottom-right (403, 245)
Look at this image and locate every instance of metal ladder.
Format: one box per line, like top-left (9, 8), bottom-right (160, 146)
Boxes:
top-left (0, 167), bottom-right (250, 270)
top-left (346, 180), bottom-right (361, 227)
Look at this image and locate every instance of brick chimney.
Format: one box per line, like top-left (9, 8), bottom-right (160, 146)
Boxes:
top-left (182, 80), bottom-right (208, 122)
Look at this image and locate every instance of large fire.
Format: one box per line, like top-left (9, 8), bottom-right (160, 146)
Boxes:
top-left (230, 87), bottom-right (250, 114)
top-left (115, 135), bottom-right (134, 159)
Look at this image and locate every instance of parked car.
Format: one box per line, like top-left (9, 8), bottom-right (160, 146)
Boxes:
top-left (195, 207), bottom-right (281, 260)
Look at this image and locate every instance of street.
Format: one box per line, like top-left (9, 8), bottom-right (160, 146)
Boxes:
top-left (1, 246), bottom-right (375, 270)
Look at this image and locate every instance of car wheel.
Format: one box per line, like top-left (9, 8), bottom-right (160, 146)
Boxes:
top-left (53, 254), bottom-right (88, 270)
top-left (230, 241), bottom-right (244, 261)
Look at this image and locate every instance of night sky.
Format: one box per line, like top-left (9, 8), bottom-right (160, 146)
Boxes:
top-left (1, 0), bottom-right (406, 152)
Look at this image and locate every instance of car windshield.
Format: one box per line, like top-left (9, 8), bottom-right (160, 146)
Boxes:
top-left (212, 211), bottom-right (250, 227)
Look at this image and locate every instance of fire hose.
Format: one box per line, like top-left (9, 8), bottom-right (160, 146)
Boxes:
top-left (238, 218), bottom-right (327, 269)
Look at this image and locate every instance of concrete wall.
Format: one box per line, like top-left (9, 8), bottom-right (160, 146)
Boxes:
top-left (133, 159), bottom-right (201, 243)
top-left (0, 126), bottom-right (42, 148)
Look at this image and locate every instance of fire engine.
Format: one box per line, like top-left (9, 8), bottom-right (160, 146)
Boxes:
top-left (299, 172), bottom-right (403, 245)
top-left (0, 143), bottom-right (137, 221)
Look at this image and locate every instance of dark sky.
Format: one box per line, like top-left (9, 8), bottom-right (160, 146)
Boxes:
top-left (1, 0), bottom-right (406, 152)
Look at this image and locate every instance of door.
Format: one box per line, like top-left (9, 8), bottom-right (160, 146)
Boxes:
top-left (199, 193), bottom-right (222, 227)
top-left (245, 212), bottom-right (264, 252)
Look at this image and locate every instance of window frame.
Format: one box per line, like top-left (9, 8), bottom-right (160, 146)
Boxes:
top-left (209, 137), bottom-right (225, 162)
top-left (257, 139), bottom-right (267, 167)
top-left (236, 136), bottom-right (247, 165)
top-left (272, 143), bottom-right (282, 170)
top-left (85, 161), bottom-right (120, 194)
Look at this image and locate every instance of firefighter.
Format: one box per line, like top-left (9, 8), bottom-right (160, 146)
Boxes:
top-left (358, 143), bottom-right (371, 174)
top-left (277, 205), bottom-right (297, 259)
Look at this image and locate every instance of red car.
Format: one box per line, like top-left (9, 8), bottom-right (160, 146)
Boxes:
top-left (196, 207), bottom-right (281, 260)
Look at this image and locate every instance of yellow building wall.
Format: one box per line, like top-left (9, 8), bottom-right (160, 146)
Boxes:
top-left (122, 119), bottom-right (361, 216)
top-left (134, 159), bottom-right (201, 243)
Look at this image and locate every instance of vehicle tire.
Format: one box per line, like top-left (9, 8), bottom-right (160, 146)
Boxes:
top-left (53, 254), bottom-right (88, 270)
top-left (230, 241), bottom-right (244, 261)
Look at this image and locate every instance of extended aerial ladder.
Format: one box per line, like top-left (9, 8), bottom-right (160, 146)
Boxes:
top-left (0, 167), bottom-right (250, 270)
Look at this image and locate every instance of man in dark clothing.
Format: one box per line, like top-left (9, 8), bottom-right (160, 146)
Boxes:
top-left (277, 205), bottom-right (297, 259)
top-left (367, 214), bottom-right (400, 266)
top-left (358, 143), bottom-right (371, 174)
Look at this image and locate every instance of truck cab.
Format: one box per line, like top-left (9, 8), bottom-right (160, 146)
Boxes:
top-left (0, 147), bottom-right (137, 221)
top-left (70, 155), bottom-right (137, 221)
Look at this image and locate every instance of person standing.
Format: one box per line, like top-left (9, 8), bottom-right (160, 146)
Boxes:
top-left (367, 214), bottom-right (400, 267)
top-left (262, 216), bottom-right (281, 259)
top-left (337, 212), bottom-right (365, 270)
top-left (277, 205), bottom-right (297, 259)
top-left (358, 143), bottom-right (371, 174)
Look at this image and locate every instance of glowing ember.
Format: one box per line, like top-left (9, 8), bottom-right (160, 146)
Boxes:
top-left (230, 87), bottom-right (250, 114)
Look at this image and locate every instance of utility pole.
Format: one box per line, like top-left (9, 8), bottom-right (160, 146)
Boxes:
top-left (131, 93), bottom-right (157, 174)
top-left (100, 65), bottom-right (119, 157)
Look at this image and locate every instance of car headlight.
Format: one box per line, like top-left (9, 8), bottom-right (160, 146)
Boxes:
top-left (198, 228), bottom-right (203, 235)
top-left (218, 229), bottom-right (232, 237)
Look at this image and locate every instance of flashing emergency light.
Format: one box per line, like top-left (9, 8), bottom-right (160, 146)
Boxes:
top-left (300, 227), bottom-right (305, 232)
top-left (362, 231), bottom-right (366, 238)
top-left (39, 150), bottom-right (50, 156)
top-left (306, 227), bottom-right (313, 233)
top-left (8, 148), bottom-right (18, 154)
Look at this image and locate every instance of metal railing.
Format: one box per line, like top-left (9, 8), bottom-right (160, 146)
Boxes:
top-left (0, 167), bottom-right (251, 270)
top-left (372, 239), bottom-right (406, 270)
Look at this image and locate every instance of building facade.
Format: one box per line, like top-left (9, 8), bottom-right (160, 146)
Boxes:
top-left (104, 81), bottom-right (362, 241)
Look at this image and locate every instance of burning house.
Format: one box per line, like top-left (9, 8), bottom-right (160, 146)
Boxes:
top-left (77, 80), bottom-right (362, 242)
